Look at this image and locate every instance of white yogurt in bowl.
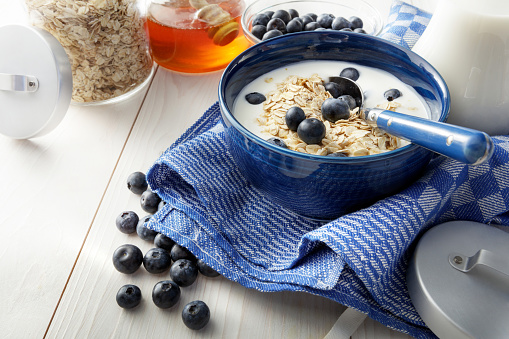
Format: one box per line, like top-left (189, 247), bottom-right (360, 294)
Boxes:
top-left (233, 60), bottom-right (430, 156)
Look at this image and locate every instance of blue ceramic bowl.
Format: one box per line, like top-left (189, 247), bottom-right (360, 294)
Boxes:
top-left (218, 31), bottom-right (450, 220)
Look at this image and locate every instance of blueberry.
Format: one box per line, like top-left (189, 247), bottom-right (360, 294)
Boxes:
top-left (170, 259), bottom-right (199, 287)
top-left (304, 22), bottom-right (321, 31)
top-left (340, 67), bottom-right (360, 81)
top-left (288, 8), bottom-right (299, 19)
top-left (286, 18), bottom-right (303, 33)
top-left (252, 13), bottom-right (270, 26)
top-left (171, 244), bottom-right (196, 262)
top-left (154, 233), bottom-right (174, 251)
top-left (338, 94), bottom-right (357, 109)
top-left (324, 82), bottom-right (342, 98)
top-left (140, 190), bottom-right (161, 213)
top-left (304, 13), bottom-right (317, 21)
top-left (266, 17), bottom-right (286, 31)
top-left (250, 25), bottom-right (267, 40)
top-left (262, 29), bottom-right (284, 40)
top-left (266, 137), bottom-right (288, 148)
top-left (353, 28), bottom-right (367, 34)
top-left (152, 280), bottom-right (181, 309)
top-left (112, 244), bottom-right (143, 274)
top-left (116, 284), bottom-right (142, 309)
top-left (321, 98), bottom-right (350, 123)
top-left (126, 171), bottom-right (148, 195)
top-left (285, 106), bottom-right (306, 131)
top-left (300, 15), bottom-right (314, 27)
top-left (272, 9), bottom-right (292, 24)
top-left (340, 27), bottom-right (353, 32)
top-left (263, 10), bottom-right (274, 18)
top-left (157, 200), bottom-right (166, 211)
top-left (115, 211), bottom-right (139, 234)
top-left (245, 92), bottom-right (266, 104)
top-left (297, 118), bottom-right (326, 144)
top-left (328, 152), bottom-right (348, 157)
top-left (137, 215), bottom-right (158, 241)
top-left (384, 88), bottom-right (402, 101)
top-left (197, 259), bottom-right (220, 278)
top-left (182, 300), bottom-right (210, 330)
top-left (143, 247), bottom-right (172, 274)
top-left (331, 16), bottom-right (350, 30)
top-left (317, 13), bottom-right (334, 28)
top-left (349, 16), bottom-right (363, 29)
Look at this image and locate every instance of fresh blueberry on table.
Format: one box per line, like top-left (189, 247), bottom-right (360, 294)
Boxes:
top-left (154, 233), bottom-right (174, 251)
top-left (349, 16), bottom-right (363, 30)
top-left (116, 284), bottom-right (142, 309)
top-left (170, 259), bottom-right (199, 287)
top-left (140, 190), bottom-right (161, 214)
top-left (340, 67), bottom-right (360, 81)
top-left (251, 24), bottom-right (267, 40)
top-left (331, 16), bottom-right (350, 30)
top-left (171, 244), bottom-right (197, 262)
top-left (286, 18), bottom-right (303, 33)
top-left (197, 259), bottom-right (220, 278)
top-left (317, 13), bottom-right (334, 29)
top-left (143, 247), bottom-right (172, 274)
top-left (297, 118), bottom-right (326, 144)
top-left (126, 171), bottom-right (148, 195)
top-left (137, 215), bottom-right (158, 241)
top-left (384, 88), bottom-right (402, 101)
top-left (266, 137), bottom-right (288, 148)
top-left (285, 106), bottom-right (306, 131)
top-left (182, 300), bottom-right (210, 330)
top-left (272, 9), bottom-right (292, 24)
top-left (115, 211), bottom-right (139, 234)
top-left (245, 92), bottom-right (266, 105)
top-left (152, 280), bottom-right (181, 309)
top-left (112, 244), bottom-right (144, 274)
top-left (321, 98), bottom-right (350, 123)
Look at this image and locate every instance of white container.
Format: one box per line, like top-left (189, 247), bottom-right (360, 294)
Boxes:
top-left (412, 0), bottom-right (509, 136)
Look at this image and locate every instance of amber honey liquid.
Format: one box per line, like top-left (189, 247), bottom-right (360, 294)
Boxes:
top-left (147, 2), bottom-right (250, 73)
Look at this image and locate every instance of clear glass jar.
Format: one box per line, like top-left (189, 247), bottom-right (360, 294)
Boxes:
top-left (25, 0), bottom-right (154, 105)
top-left (146, 0), bottom-right (250, 73)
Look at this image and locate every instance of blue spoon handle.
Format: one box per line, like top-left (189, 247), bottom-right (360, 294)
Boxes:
top-left (363, 108), bottom-right (494, 165)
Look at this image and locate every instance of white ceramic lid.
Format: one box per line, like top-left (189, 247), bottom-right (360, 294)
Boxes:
top-left (407, 220), bottom-right (509, 339)
top-left (0, 24), bottom-right (72, 139)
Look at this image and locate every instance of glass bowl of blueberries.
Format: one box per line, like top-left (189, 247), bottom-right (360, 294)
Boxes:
top-left (241, 0), bottom-right (384, 44)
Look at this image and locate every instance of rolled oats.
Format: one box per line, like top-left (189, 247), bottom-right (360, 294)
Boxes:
top-left (26, 0), bottom-right (153, 103)
top-left (258, 74), bottom-right (404, 156)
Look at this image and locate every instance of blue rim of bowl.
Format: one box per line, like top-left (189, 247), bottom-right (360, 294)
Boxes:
top-left (241, 0), bottom-right (385, 45)
top-left (219, 31), bottom-right (450, 164)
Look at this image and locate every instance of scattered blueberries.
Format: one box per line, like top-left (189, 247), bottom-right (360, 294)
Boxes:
top-left (152, 280), bottom-right (181, 309)
top-left (137, 215), bottom-right (158, 241)
top-left (340, 67), bottom-right (360, 81)
top-left (140, 190), bottom-right (161, 213)
top-left (170, 259), bottom-right (199, 287)
top-left (285, 106), bottom-right (306, 131)
top-left (197, 259), bottom-right (220, 278)
top-left (113, 244), bottom-right (144, 274)
top-left (126, 171), bottom-right (148, 194)
top-left (324, 82), bottom-right (342, 98)
top-left (266, 137), bottom-right (288, 148)
top-left (250, 8), bottom-right (368, 40)
top-left (321, 98), bottom-right (351, 123)
top-left (116, 284), bottom-right (142, 309)
top-left (143, 247), bottom-right (172, 274)
top-left (171, 244), bottom-right (197, 262)
top-left (182, 300), bottom-right (210, 330)
top-left (115, 211), bottom-right (139, 234)
top-left (245, 92), bottom-right (266, 105)
top-left (384, 88), bottom-right (402, 101)
top-left (297, 118), bottom-right (326, 144)
top-left (154, 233), bottom-right (175, 251)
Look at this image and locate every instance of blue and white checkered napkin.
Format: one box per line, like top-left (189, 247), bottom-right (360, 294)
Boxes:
top-left (146, 3), bottom-right (509, 338)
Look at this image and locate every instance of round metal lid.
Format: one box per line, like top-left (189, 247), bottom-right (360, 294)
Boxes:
top-left (0, 24), bottom-right (72, 139)
top-left (407, 220), bottom-right (509, 339)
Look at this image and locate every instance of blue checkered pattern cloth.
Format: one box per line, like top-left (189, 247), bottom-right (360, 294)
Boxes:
top-left (146, 3), bottom-right (509, 338)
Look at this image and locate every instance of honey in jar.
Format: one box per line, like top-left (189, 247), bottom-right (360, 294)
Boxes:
top-left (147, 0), bottom-right (250, 73)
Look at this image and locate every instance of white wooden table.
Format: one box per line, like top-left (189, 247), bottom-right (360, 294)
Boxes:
top-left (0, 1), bottom-right (437, 338)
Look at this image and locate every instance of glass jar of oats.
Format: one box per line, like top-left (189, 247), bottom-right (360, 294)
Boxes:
top-left (24, 0), bottom-right (154, 105)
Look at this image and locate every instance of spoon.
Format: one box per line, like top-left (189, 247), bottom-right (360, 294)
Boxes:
top-left (331, 77), bottom-right (494, 166)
